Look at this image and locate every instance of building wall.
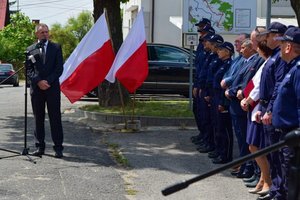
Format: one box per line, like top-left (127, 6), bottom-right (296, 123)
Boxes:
top-left (122, 0), bottom-right (296, 48)
top-left (257, 0), bottom-right (295, 17)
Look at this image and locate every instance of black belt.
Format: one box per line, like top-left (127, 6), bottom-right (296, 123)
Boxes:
top-left (275, 127), bottom-right (298, 134)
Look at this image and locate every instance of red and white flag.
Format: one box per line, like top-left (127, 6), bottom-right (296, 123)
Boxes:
top-left (60, 12), bottom-right (115, 103)
top-left (105, 10), bottom-right (148, 93)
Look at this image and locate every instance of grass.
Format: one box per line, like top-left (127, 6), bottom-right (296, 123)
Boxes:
top-left (80, 100), bottom-right (193, 118)
top-left (108, 143), bottom-right (130, 167)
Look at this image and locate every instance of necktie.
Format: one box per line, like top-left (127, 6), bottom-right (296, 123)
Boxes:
top-left (42, 44), bottom-right (46, 64)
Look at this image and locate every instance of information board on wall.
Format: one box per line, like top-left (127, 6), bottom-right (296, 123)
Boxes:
top-left (183, 0), bottom-right (257, 34)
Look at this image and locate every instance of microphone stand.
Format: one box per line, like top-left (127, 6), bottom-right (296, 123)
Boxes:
top-left (162, 129), bottom-right (300, 200)
top-left (0, 52), bottom-right (36, 164)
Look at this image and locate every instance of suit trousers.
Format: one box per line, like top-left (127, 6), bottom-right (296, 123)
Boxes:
top-left (31, 82), bottom-right (63, 151)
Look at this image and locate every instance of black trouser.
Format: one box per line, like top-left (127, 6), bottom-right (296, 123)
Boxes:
top-left (31, 83), bottom-right (63, 151)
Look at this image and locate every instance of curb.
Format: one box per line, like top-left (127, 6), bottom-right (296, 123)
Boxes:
top-left (76, 109), bottom-right (196, 127)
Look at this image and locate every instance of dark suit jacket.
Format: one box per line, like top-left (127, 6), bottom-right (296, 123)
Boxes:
top-left (26, 41), bottom-right (63, 93)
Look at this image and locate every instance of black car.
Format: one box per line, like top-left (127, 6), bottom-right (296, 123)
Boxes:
top-left (87, 43), bottom-right (195, 97)
top-left (138, 43), bottom-right (195, 97)
top-left (0, 63), bottom-right (19, 87)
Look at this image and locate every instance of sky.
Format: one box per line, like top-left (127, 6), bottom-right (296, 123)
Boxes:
top-left (10, 0), bottom-right (94, 27)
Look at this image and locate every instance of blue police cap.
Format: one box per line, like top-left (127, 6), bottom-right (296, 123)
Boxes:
top-left (218, 41), bottom-right (234, 54)
top-left (259, 22), bottom-right (287, 35)
top-left (208, 34), bottom-right (224, 44)
top-left (202, 33), bottom-right (214, 41)
top-left (195, 18), bottom-right (211, 26)
top-left (275, 26), bottom-right (300, 44)
top-left (199, 24), bottom-right (215, 34)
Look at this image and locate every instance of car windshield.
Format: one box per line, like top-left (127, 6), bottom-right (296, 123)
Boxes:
top-left (0, 64), bottom-right (12, 71)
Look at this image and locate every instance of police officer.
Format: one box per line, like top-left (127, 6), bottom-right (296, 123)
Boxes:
top-left (210, 42), bottom-right (234, 164)
top-left (254, 22), bottom-right (288, 200)
top-left (197, 34), bottom-right (224, 153)
top-left (272, 26), bottom-right (300, 200)
top-left (191, 18), bottom-right (214, 144)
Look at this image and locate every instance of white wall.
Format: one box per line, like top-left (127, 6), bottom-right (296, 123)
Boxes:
top-left (257, 0), bottom-right (295, 17)
top-left (122, 0), bottom-right (296, 49)
top-left (152, 0), bottom-right (182, 45)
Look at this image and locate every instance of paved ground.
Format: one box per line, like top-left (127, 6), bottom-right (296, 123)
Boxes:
top-left (0, 85), bottom-right (259, 199)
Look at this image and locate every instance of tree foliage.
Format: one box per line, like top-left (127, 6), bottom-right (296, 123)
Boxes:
top-left (50, 11), bottom-right (93, 60)
top-left (0, 12), bottom-right (35, 74)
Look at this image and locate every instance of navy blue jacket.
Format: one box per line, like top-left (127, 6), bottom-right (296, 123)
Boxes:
top-left (214, 58), bottom-right (232, 108)
top-left (198, 52), bottom-right (215, 90)
top-left (259, 47), bottom-right (287, 113)
top-left (193, 42), bottom-right (209, 88)
top-left (273, 56), bottom-right (300, 129)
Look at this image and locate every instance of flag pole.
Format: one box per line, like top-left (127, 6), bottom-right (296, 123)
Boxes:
top-left (131, 91), bottom-right (136, 122)
top-left (104, 8), bottom-right (128, 129)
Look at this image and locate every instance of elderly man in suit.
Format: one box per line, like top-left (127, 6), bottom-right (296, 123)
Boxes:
top-left (26, 23), bottom-right (64, 158)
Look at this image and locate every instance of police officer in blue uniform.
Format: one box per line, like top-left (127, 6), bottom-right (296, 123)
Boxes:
top-left (254, 22), bottom-right (288, 200)
top-left (191, 18), bottom-right (215, 145)
top-left (197, 34), bottom-right (224, 153)
top-left (210, 42), bottom-right (234, 164)
top-left (272, 26), bottom-right (300, 200)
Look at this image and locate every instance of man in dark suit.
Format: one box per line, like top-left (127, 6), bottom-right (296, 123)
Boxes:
top-left (26, 23), bottom-right (64, 158)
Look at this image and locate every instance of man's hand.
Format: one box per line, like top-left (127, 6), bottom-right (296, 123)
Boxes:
top-left (237, 89), bottom-right (244, 100)
top-left (204, 96), bottom-right (211, 103)
top-left (225, 90), bottom-right (231, 100)
top-left (262, 112), bottom-right (272, 125)
top-left (192, 88), bottom-right (198, 98)
top-left (220, 80), bottom-right (227, 89)
top-left (218, 105), bottom-right (225, 112)
top-left (37, 80), bottom-right (50, 90)
top-left (240, 98), bottom-right (249, 111)
top-left (254, 111), bottom-right (262, 123)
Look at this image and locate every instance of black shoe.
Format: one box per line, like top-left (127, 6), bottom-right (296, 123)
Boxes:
top-left (230, 169), bottom-right (240, 176)
top-left (256, 194), bottom-right (274, 200)
top-left (243, 174), bottom-right (257, 182)
top-left (208, 151), bottom-right (219, 158)
top-left (236, 172), bottom-right (253, 179)
top-left (198, 147), bottom-right (214, 153)
top-left (54, 151), bottom-right (63, 158)
top-left (212, 157), bottom-right (231, 164)
top-left (31, 148), bottom-right (44, 156)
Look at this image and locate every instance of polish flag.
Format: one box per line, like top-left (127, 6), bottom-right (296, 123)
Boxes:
top-left (60, 12), bottom-right (115, 103)
top-left (105, 10), bottom-right (148, 93)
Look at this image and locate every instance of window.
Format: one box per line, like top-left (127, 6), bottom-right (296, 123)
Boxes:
top-left (152, 46), bottom-right (189, 63)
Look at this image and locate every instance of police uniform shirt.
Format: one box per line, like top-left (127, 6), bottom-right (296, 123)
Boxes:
top-left (194, 43), bottom-right (209, 88)
top-left (206, 53), bottom-right (224, 89)
top-left (272, 56), bottom-right (300, 129)
top-left (198, 52), bottom-right (215, 89)
top-left (258, 47), bottom-right (287, 113)
top-left (213, 58), bottom-right (232, 90)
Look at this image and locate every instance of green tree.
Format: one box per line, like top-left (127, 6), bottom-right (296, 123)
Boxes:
top-left (50, 11), bottom-right (93, 60)
top-left (93, 0), bottom-right (130, 107)
top-left (0, 12), bottom-right (35, 76)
